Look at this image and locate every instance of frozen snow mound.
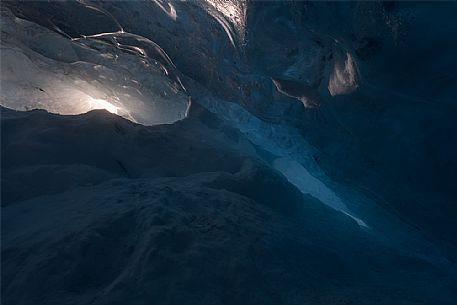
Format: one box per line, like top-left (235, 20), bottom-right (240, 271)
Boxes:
top-left (3, 107), bottom-right (457, 305)
top-left (0, 9), bottom-right (190, 125)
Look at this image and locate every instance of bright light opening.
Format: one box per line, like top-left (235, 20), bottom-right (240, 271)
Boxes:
top-left (87, 97), bottom-right (120, 114)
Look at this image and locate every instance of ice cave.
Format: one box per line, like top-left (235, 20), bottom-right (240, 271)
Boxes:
top-left (1, 1), bottom-right (457, 305)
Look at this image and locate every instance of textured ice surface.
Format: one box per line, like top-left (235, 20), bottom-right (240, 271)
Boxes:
top-left (0, 9), bottom-right (189, 125)
top-left (328, 52), bottom-right (359, 96)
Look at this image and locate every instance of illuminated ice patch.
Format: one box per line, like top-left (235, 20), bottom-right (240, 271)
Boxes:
top-left (86, 97), bottom-right (120, 114)
top-left (274, 157), bottom-right (368, 228)
top-left (0, 9), bottom-right (189, 125)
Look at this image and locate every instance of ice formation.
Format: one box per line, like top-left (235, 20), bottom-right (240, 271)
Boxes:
top-left (0, 9), bottom-right (189, 125)
top-left (328, 52), bottom-right (359, 96)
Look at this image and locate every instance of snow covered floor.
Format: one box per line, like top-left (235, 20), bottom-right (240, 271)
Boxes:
top-left (2, 107), bottom-right (457, 305)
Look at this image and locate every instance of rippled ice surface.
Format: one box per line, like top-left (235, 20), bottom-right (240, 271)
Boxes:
top-left (0, 9), bottom-right (189, 125)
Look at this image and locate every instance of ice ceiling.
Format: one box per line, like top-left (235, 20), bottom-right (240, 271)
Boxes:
top-left (1, 0), bottom-right (360, 125)
top-left (0, 7), bottom-right (189, 125)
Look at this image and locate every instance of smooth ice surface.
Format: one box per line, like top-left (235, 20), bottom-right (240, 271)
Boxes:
top-left (274, 157), bottom-right (368, 227)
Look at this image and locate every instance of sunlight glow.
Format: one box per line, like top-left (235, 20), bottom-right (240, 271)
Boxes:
top-left (86, 97), bottom-right (120, 114)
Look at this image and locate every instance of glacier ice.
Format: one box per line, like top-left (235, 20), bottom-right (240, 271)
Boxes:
top-left (0, 9), bottom-right (190, 125)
